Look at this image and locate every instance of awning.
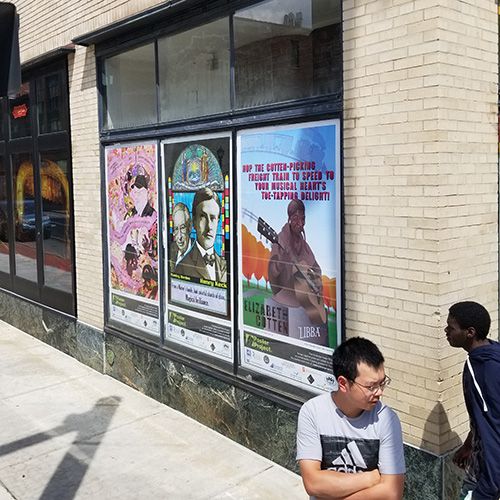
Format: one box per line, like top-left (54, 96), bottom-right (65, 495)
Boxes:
top-left (72, 0), bottom-right (193, 47)
top-left (22, 44), bottom-right (75, 71)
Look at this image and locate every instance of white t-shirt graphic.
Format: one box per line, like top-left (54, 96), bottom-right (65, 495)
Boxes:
top-left (296, 392), bottom-right (405, 497)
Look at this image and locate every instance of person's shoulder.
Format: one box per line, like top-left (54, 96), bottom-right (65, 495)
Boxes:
top-left (215, 251), bottom-right (226, 265)
top-left (174, 246), bottom-right (196, 272)
top-left (376, 402), bottom-right (402, 427)
top-left (183, 245), bottom-right (199, 262)
top-left (301, 392), bottom-right (332, 414)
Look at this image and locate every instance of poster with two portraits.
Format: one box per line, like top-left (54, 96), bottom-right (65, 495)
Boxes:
top-left (163, 134), bottom-right (233, 362)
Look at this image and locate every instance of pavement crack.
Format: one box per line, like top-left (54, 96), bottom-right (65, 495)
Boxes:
top-left (0, 479), bottom-right (18, 499)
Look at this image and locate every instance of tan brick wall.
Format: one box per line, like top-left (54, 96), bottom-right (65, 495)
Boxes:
top-left (11, 0), bottom-right (166, 63)
top-left (67, 46), bottom-right (103, 328)
top-left (344, 0), bottom-right (498, 454)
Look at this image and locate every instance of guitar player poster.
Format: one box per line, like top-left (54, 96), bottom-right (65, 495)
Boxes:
top-left (162, 133), bottom-right (233, 362)
top-left (237, 120), bottom-right (341, 393)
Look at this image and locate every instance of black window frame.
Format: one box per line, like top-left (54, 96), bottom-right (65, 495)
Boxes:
top-left (96, 0), bottom-right (343, 406)
top-left (0, 58), bottom-right (76, 316)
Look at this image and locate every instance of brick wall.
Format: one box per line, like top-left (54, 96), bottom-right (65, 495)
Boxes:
top-left (344, 0), bottom-right (498, 454)
top-left (67, 46), bottom-right (103, 328)
top-left (12, 0), bottom-right (165, 63)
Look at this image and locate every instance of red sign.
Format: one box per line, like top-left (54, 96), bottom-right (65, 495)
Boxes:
top-left (12, 104), bottom-right (28, 119)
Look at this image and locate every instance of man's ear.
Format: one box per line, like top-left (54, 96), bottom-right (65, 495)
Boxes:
top-left (466, 327), bottom-right (477, 339)
top-left (337, 375), bottom-right (350, 393)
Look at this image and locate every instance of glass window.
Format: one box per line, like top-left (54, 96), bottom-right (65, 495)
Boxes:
top-left (0, 99), bottom-right (4, 141)
top-left (37, 71), bottom-right (65, 134)
top-left (0, 157), bottom-right (10, 274)
top-left (103, 43), bottom-right (156, 129)
top-left (158, 18), bottom-right (230, 122)
top-left (234, 0), bottom-right (342, 109)
top-left (9, 82), bottom-right (31, 139)
top-left (40, 151), bottom-right (73, 293)
top-left (12, 153), bottom-right (38, 282)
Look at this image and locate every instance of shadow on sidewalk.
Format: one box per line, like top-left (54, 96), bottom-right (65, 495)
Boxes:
top-left (0, 395), bottom-right (121, 500)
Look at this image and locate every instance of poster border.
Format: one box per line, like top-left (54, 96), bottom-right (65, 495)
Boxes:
top-left (104, 140), bottom-right (161, 336)
top-left (236, 119), bottom-right (342, 393)
top-left (161, 131), bottom-right (234, 363)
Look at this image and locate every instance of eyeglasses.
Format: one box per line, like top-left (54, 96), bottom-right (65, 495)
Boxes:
top-left (173, 224), bottom-right (188, 235)
top-left (349, 375), bottom-right (391, 393)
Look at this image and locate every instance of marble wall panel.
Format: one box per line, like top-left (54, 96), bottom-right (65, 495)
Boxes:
top-left (0, 289), bottom-right (104, 372)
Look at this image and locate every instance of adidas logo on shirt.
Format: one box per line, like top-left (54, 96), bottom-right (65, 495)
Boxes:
top-left (328, 441), bottom-right (368, 473)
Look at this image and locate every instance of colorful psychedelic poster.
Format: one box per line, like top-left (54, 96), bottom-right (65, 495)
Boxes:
top-left (162, 133), bottom-right (233, 362)
top-left (237, 120), bottom-right (341, 393)
top-left (106, 142), bottom-right (160, 335)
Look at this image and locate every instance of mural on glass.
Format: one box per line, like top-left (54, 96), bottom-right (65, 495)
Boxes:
top-left (163, 134), bottom-right (233, 362)
top-left (106, 142), bottom-right (160, 335)
top-left (238, 120), bottom-right (341, 393)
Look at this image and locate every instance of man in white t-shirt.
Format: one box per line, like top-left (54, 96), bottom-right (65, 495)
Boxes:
top-left (296, 337), bottom-right (405, 499)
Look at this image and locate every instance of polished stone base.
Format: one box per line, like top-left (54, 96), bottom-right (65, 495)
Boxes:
top-left (0, 288), bottom-right (464, 499)
top-left (0, 288), bottom-right (104, 373)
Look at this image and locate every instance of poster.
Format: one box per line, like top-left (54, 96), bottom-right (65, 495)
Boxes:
top-left (163, 134), bottom-right (233, 361)
top-left (106, 142), bottom-right (160, 334)
top-left (238, 120), bottom-right (341, 392)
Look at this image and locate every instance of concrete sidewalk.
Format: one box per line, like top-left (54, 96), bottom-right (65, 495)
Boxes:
top-left (0, 321), bottom-right (304, 500)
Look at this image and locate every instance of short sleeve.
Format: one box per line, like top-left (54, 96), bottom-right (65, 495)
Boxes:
top-left (296, 401), bottom-right (322, 461)
top-left (377, 407), bottom-right (406, 475)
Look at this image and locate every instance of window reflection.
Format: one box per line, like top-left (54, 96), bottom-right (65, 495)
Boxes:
top-left (12, 153), bottom-right (38, 282)
top-left (103, 44), bottom-right (156, 129)
top-left (0, 157), bottom-right (10, 273)
top-left (40, 151), bottom-right (73, 293)
top-left (9, 83), bottom-right (31, 139)
top-left (234, 0), bottom-right (341, 108)
top-left (37, 72), bottom-right (64, 134)
top-left (158, 18), bottom-right (230, 122)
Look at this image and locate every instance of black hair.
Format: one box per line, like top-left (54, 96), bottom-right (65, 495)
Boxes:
top-left (332, 337), bottom-right (384, 381)
top-left (192, 187), bottom-right (221, 219)
top-left (124, 243), bottom-right (138, 262)
top-left (448, 301), bottom-right (491, 340)
top-left (126, 163), bottom-right (150, 190)
top-left (287, 199), bottom-right (305, 218)
top-left (142, 264), bottom-right (158, 281)
top-left (133, 175), bottom-right (149, 189)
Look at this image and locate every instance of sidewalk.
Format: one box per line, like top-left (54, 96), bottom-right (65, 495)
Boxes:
top-left (0, 321), bottom-right (304, 500)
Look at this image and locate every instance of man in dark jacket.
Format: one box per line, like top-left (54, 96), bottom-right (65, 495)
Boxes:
top-left (446, 301), bottom-right (500, 500)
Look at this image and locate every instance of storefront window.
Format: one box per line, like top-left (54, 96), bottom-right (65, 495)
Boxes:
top-left (0, 157), bottom-right (9, 274)
top-left (9, 82), bottom-right (31, 139)
top-left (237, 120), bottom-right (341, 394)
top-left (37, 71), bottom-right (65, 134)
top-left (103, 43), bottom-right (156, 129)
top-left (40, 151), bottom-right (73, 293)
top-left (12, 153), bottom-right (38, 282)
top-left (234, 0), bottom-right (341, 109)
top-left (158, 18), bottom-right (231, 122)
top-left (0, 60), bottom-right (75, 315)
